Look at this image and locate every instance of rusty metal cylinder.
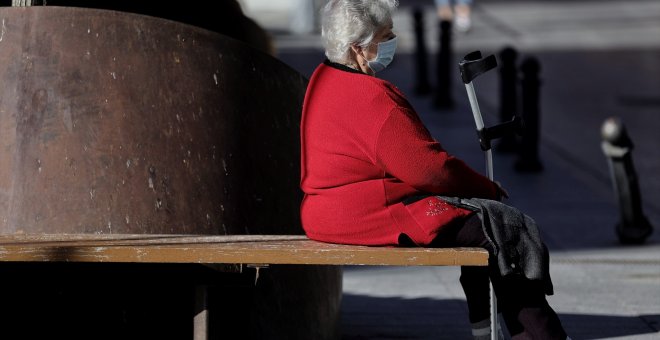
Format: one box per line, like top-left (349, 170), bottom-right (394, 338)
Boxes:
top-left (0, 7), bottom-right (306, 235)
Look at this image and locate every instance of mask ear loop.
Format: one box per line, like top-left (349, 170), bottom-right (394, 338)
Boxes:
top-left (349, 43), bottom-right (367, 67)
top-left (361, 52), bottom-right (369, 66)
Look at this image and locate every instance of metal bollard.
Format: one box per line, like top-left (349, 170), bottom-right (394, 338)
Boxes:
top-left (601, 117), bottom-right (653, 244)
top-left (515, 57), bottom-right (543, 172)
top-left (434, 20), bottom-right (453, 109)
top-left (412, 8), bottom-right (432, 95)
top-left (496, 47), bottom-right (519, 153)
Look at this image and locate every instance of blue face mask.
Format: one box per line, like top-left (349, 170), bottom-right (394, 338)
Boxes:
top-left (366, 36), bottom-right (397, 73)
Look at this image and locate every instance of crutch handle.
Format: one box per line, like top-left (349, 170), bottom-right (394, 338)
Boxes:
top-left (459, 51), bottom-right (498, 84)
top-left (477, 115), bottom-right (525, 151)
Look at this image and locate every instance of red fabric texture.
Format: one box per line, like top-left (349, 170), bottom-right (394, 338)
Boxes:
top-left (300, 63), bottom-right (498, 246)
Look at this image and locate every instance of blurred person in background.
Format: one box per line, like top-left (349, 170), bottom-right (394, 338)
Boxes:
top-left (436, 0), bottom-right (473, 32)
top-left (300, 1), bottom-right (571, 339)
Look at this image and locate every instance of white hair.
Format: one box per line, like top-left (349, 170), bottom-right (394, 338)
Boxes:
top-left (321, 0), bottom-right (398, 64)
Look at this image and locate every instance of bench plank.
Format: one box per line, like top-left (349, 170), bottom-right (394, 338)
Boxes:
top-left (0, 234), bottom-right (488, 266)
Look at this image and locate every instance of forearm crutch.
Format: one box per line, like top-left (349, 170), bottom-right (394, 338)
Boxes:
top-left (459, 51), bottom-right (524, 340)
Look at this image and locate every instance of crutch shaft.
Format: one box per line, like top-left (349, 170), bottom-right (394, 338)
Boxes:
top-left (465, 83), bottom-right (486, 130)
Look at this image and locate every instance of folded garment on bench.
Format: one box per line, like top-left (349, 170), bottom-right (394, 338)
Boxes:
top-left (440, 196), bottom-right (554, 295)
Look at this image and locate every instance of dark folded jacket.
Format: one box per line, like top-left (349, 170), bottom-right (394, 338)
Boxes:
top-left (441, 197), bottom-right (554, 295)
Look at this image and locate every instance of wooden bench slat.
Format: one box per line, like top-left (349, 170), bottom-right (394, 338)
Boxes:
top-left (0, 234), bottom-right (488, 266)
top-left (0, 234), bottom-right (311, 246)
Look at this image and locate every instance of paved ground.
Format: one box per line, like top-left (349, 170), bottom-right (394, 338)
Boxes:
top-left (244, 0), bottom-right (660, 339)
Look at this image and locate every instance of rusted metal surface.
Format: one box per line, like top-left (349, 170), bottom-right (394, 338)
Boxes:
top-left (0, 8), bottom-right (341, 340)
top-left (25, 0), bottom-right (274, 55)
top-left (0, 234), bottom-right (490, 265)
top-left (0, 7), bottom-right (306, 235)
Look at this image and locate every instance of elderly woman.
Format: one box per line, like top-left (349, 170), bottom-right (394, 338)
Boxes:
top-left (300, 1), bottom-right (570, 339)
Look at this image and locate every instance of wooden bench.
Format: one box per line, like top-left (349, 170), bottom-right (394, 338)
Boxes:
top-left (0, 234), bottom-right (495, 340)
top-left (0, 6), bottom-right (499, 340)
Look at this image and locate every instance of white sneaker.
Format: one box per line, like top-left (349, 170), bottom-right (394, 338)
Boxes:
top-left (455, 14), bottom-right (472, 33)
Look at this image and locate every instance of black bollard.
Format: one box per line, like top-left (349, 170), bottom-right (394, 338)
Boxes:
top-left (496, 47), bottom-right (519, 153)
top-left (601, 117), bottom-right (653, 244)
top-left (412, 8), bottom-right (431, 95)
top-left (515, 57), bottom-right (543, 172)
top-left (433, 20), bottom-right (453, 109)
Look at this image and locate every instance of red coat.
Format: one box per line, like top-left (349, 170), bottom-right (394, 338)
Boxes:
top-left (300, 61), bottom-right (498, 246)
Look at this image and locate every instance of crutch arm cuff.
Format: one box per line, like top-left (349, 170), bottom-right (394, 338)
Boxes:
top-left (459, 52), bottom-right (498, 84)
top-left (476, 116), bottom-right (525, 151)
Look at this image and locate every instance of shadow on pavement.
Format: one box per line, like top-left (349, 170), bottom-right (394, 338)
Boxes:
top-left (560, 313), bottom-right (660, 340)
top-left (341, 294), bottom-right (472, 339)
top-left (341, 294), bottom-right (660, 340)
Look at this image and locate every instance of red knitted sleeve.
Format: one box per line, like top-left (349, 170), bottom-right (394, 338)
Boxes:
top-left (375, 107), bottom-right (498, 199)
